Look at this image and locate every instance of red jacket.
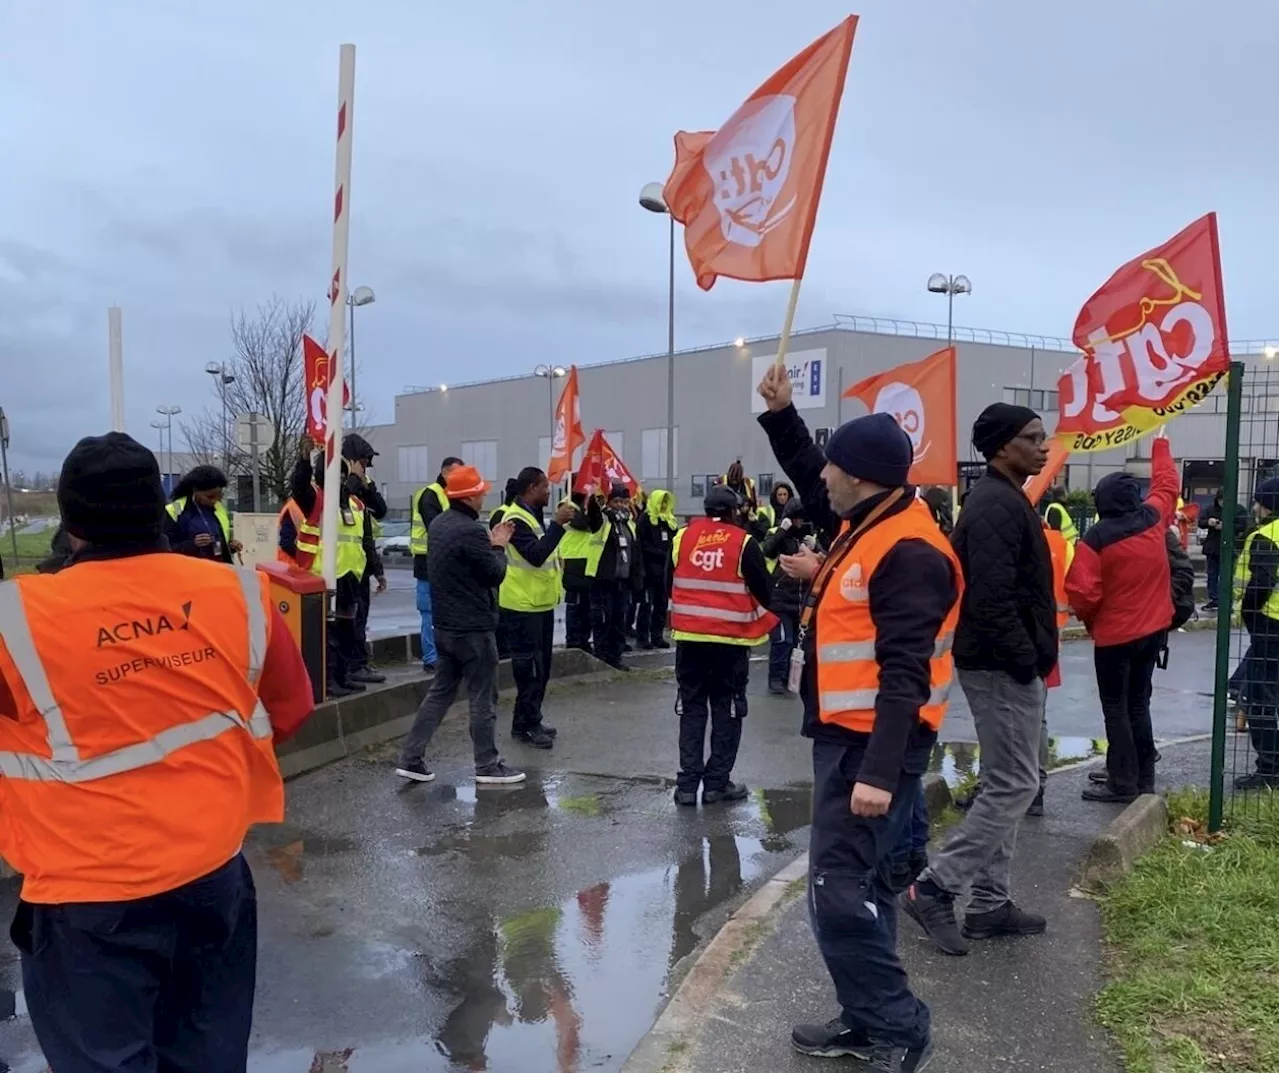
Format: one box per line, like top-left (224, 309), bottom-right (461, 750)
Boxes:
top-left (1065, 438), bottom-right (1178, 646)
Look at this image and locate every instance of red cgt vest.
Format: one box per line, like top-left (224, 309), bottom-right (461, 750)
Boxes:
top-left (670, 518), bottom-right (777, 644)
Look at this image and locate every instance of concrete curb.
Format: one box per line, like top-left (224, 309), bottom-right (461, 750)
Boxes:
top-left (1076, 793), bottom-right (1171, 893)
top-left (619, 772), bottom-right (949, 1073)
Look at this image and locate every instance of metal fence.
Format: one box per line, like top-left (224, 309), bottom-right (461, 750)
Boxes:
top-left (1208, 361), bottom-right (1280, 829)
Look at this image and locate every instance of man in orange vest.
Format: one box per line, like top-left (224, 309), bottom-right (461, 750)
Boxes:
top-left (757, 366), bottom-right (960, 1070)
top-left (0, 433), bottom-right (314, 1073)
top-left (669, 484), bottom-right (775, 806)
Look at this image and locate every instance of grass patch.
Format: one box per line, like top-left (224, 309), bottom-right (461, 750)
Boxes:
top-left (1096, 787), bottom-right (1278, 1073)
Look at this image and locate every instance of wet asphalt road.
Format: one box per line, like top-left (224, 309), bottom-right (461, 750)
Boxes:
top-left (0, 631), bottom-right (1216, 1072)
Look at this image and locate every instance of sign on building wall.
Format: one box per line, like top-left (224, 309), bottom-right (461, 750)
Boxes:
top-left (750, 349), bottom-right (826, 412)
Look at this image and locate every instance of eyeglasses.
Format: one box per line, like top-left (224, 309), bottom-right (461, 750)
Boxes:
top-left (1015, 432), bottom-right (1048, 447)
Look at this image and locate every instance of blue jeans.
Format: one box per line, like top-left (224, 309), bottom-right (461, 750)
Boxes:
top-left (415, 578), bottom-right (437, 666)
top-left (768, 612), bottom-right (797, 685)
top-left (889, 781), bottom-right (929, 863)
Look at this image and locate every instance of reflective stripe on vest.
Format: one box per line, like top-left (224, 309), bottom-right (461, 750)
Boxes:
top-left (167, 497), bottom-right (232, 544)
top-left (305, 497), bottom-right (366, 581)
top-left (0, 567), bottom-right (272, 784)
top-left (409, 484), bottom-right (449, 556)
top-left (1234, 518), bottom-right (1280, 620)
top-left (498, 502), bottom-right (563, 613)
top-left (814, 499), bottom-right (962, 734)
top-left (669, 519), bottom-right (776, 645)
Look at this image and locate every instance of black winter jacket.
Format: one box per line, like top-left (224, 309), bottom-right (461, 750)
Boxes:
top-left (951, 466), bottom-right (1058, 682)
top-left (760, 522), bottom-right (820, 619)
top-left (426, 502), bottom-right (507, 633)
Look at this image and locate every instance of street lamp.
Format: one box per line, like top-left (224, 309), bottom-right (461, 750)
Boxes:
top-left (155, 404), bottom-right (182, 493)
top-left (534, 365), bottom-right (568, 465)
top-left (640, 181), bottom-right (677, 491)
top-left (1262, 345), bottom-right (1279, 361)
top-left (204, 362), bottom-right (235, 473)
top-left (926, 272), bottom-right (972, 345)
top-left (346, 285), bottom-right (375, 421)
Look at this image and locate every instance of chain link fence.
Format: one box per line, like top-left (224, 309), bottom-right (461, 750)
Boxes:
top-left (1209, 361), bottom-right (1280, 829)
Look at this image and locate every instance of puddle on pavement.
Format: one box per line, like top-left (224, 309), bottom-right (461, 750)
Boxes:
top-left (930, 737), bottom-right (1106, 786)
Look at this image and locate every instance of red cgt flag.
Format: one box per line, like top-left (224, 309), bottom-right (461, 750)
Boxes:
top-left (302, 334), bottom-right (351, 440)
top-left (573, 430), bottom-right (639, 498)
top-left (663, 16), bottom-right (857, 291)
top-left (548, 366), bottom-right (585, 484)
top-left (1057, 213), bottom-right (1229, 452)
top-left (843, 346), bottom-right (957, 486)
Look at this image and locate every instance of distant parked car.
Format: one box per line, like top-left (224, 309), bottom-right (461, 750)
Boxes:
top-left (375, 520), bottom-right (411, 559)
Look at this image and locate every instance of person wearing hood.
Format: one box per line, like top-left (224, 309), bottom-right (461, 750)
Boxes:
top-left (635, 488), bottom-right (678, 649)
top-left (591, 483), bottom-right (644, 670)
top-left (1231, 476), bottom-right (1279, 790)
top-left (904, 402), bottom-right (1055, 959)
top-left (164, 465), bottom-right (240, 563)
top-left (752, 481), bottom-right (794, 538)
top-left (756, 365), bottom-right (960, 1067)
top-left (1065, 433), bottom-right (1178, 803)
top-left (760, 495), bottom-right (820, 694)
top-left (560, 490), bottom-right (604, 653)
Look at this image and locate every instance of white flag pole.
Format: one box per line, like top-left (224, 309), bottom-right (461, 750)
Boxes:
top-left (773, 277), bottom-right (803, 369)
top-left (108, 307), bottom-right (125, 431)
top-left (321, 44), bottom-right (356, 591)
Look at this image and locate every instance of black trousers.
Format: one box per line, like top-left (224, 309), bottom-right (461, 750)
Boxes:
top-left (591, 579), bottom-right (630, 665)
top-left (1243, 627), bottom-right (1279, 776)
top-left (675, 641), bottom-right (749, 793)
top-left (634, 572), bottom-right (670, 646)
top-left (502, 607), bottom-right (554, 734)
top-left (353, 575), bottom-right (372, 669)
top-left (564, 587), bottom-right (593, 652)
top-left (13, 854), bottom-right (257, 1073)
top-left (327, 616), bottom-right (365, 687)
top-left (1094, 630), bottom-right (1163, 795)
top-left (809, 740), bottom-right (930, 1049)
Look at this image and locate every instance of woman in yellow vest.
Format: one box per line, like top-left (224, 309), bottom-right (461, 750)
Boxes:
top-left (1232, 477), bottom-right (1279, 790)
top-left (560, 490), bottom-right (605, 652)
top-left (164, 465), bottom-right (240, 563)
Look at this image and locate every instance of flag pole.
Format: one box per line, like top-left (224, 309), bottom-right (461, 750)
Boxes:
top-left (773, 277), bottom-right (803, 368)
top-left (108, 307), bottom-right (125, 431)
top-left (321, 43), bottom-right (356, 591)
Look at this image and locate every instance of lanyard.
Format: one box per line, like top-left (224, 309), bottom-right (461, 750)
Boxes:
top-left (796, 488), bottom-right (906, 642)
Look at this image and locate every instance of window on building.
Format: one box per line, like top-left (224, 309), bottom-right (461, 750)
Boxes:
top-left (397, 444), bottom-right (430, 485)
top-left (757, 473), bottom-right (774, 497)
top-left (641, 427), bottom-right (679, 480)
top-left (461, 440), bottom-right (498, 481)
top-left (691, 474), bottom-right (706, 497)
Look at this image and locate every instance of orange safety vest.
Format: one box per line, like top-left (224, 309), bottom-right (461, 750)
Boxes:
top-left (670, 517), bottom-right (777, 643)
top-left (277, 499), bottom-right (306, 564)
top-left (1043, 524), bottom-right (1071, 630)
top-left (0, 555), bottom-right (284, 904)
top-left (814, 498), bottom-right (962, 734)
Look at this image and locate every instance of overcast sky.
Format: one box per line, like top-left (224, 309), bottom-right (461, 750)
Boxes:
top-left (1, 0), bottom-right (1276, 475)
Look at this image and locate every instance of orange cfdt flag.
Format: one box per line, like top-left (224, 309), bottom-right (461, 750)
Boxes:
top-left (1022, 438), bottom-right (1070, 505)
top-left (843, 346), bottom-right (957, 486)
top-left (548, 366), bottom-right (585, 484)
top-left (663, 16), bottom-right (857, 291)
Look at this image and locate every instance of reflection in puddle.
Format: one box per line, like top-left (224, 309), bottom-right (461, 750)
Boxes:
top-left (930, 737), bottom-right (1106, 786)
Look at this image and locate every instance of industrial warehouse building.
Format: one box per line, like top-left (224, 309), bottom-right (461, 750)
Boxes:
top-left (362, 316), bottom-right (1279, 518)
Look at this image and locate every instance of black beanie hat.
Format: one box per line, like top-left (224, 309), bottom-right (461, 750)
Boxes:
top-left (1254, 476), bottom-right (1279, 514)
top-left (58, 432), bottom-right (165, 546)
top-left (608, 482), bottom-right (631, 501)
top-left (824, 412), bottom-right (913, 487)
top-left (973, 403), bottom-right (1041, 460)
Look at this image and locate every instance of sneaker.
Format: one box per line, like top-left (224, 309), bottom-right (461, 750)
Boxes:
top-left (901, 881), bottom-right (969, 956)
top-left (858, 1041), bottom-right (936, 1072)
top-left (394, 761), bottom-right (436, 783)
top-left (1081, 784), bottom-right (1137, 803)
top-left (790, 1016), bottom-right (872, 1059)
top-left (475, 763), bottom-right (527, 785)
top-left (702, 781), bottom-right (749, 804)
top-left (327, 681), bottom-right (362, 698)
top-left (1088, 769), bottom-right (1109, 784)
top-left (673, 789), bottom-right (699, 807)
top-left (348, 668), bottom-right (387, 684)
top-left (963, 900), bottom-right (1046, 940)
top-left (768, 679), bottom-right (789, 696)
top-left (1025, 789), bottom-right (1045, 817)
top-left (652, 638), bottom-right (671, 649)
top-left (637, 640), bottom-right (654, 651)
top-left (540, 724), bottom-right (558, 738)
top-left (604, 659), bottom-right (631, 673)
top-left (1233, 771), bottom-right (1279, 791)
top-left (512, 729), bottom-right (555, 749)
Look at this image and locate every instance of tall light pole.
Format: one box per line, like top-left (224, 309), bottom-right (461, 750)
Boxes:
top-left (534, 365), bottom-right (567, 465)
top-left (203, 362), bottom-right (236, 474)
top-left (149, 419), bottom-right (166, 458)
top-left (346, 285), bottom-right (375, 424)
top-left (640, 181), bottom-right (676, 492)
top-left (0, 407), bottom-right (20, 567)
top-left (926, 273), bottom-right (972, 345)
top-left (156, 404), bottom-right (181, 494)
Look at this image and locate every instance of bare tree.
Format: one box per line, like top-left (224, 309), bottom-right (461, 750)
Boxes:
top-left (182, 296), bottom-right (316, 503)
